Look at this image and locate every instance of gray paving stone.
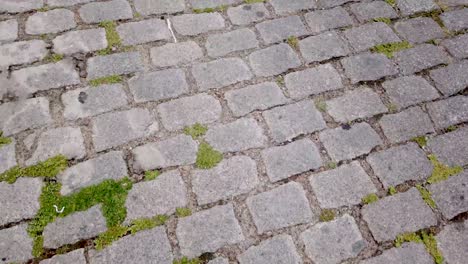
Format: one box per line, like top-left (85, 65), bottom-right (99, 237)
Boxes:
top-left (362, 188), bottom-right (438, 242)
top-left (318, 0), bottom-right (356, 8)
top-left (43, 205), bottom-right (107, 248)
top-left (320, 122), bottom-right (382, 161)
top-left (125, 170), bottom-right (187, 222)
top-left (92, 108), bottom-right (158, 151)
top-left (25, 9), bottom-right (76, 35)
top-left (53, 28), bottom-right (107, 55)
top-left (150, 41), bottom-right (203, 67)
top-left (209, 258), bottom-right (229, 264)
top-left (176, 204), bottom-right (244, 257)
top-left (270, 0), bottom-right (315, 14)
top-left (427, 126), bottom-right (468, 167)
top-left (58, 151), bottom-right (127, 196)
top-left (134, 0), bottom-right (185, 16)
top-left (440, 8), bottom-right (468, 31)
top-left (0, 178), bottom-right (42, 226)
top-left (205, 118), bottom-right (267, 152)
top-left (344, 22), bottom-right (400, 52)
top-left (0, 97), bottom-right (52, 136)
top-left (0, 19), bottom-right (18, 43)
top-left (367, 143), bottom-right (433, 188)
top-left (361, 242), bottom-right (433, 264)
top-left (249, 43), bottom-right (301, 77)
top-left (79, 0), bottom-right (133, 23)
top-left (439, 0), bottom-right (468, 6)
top-left (397, 0), bottom-right (439, 16)
top-left (379, 107), bottom-right (435, 143)
top-left (247, 182), bottom-right (314, 234)
top-left (206, 28), bottom-right (258, 57)
top-left (427, 96), bottom-right (468, 130)
top-left (299, 31), bottom-right (351, 63)
top-left (238, 235), bottom-right (302, 264)
top-left (192, 58), bottom-right (253, 91)
top-left (441, 34), bottom-right (468, 59)
top-left (429, 60), bottom-right (468, 96)
top-left (26, 126), bottom-right (86, 165)
top-left (192, 156), bottom-right (258, 205)
top-left (89, 227), bottom-right (173, 264)
top-left (0, 40), bottom-right (47, 68)
top-left (157, 94), bottom-right (221, 130)
top-left (304, 7), bottom-right (354, 34)
top-left (262, 139), bottom-right (322, 182)
top-left (190, 0), bottom-right (242, 8)
top-left (301, 214), bottom-right (366, 264)
top-left (382, 76), bottom-right (440, 109)
top-left (428, 171), bottom-right (467, 219)
top-left (310, 162), bottom-right (377, 208)
top-left (227, 3), bottom-right (270, 26)
top-left (172, 13), bottom-right (225, 36)
top-left (11, 59), bottom-right (81, 97)
top-left (47, 0), bottom-right (94, 7)
top-left (395, 17), bottom-right (445, 44)
top-left (436, 220), bottom-right (468, 264)
top-left (394, 44), bottom-right (450, 75)
top-left (0, 140), bottom-right (16, 174)
top-left (255, 15), bottom-right (308, 44)
top-left (225, 82), bottom-right (288, 117)
top-left (128, 69), bottom-right (189, 103)
top-left (87, 52), bottom-right (144, 80)
top-left (285, 64), bottom-right (343, 99)
top-left (341, 53), bottom-right (398, 83)
top-left (132, 135), bottom-right (198, 171)
top-left (62, 84), bottom-right (128, 120)
top-left (0, 224), bottom-right (33, 264)
top-left (40, 249), bottom-right (86, 264)
top-left (0, 0), bottom-right (43, 13)
top-left (326, 88), bottom-right (387, 123)
top-left (117, 19), bottom-right (171, 46)
top-left (263, 100), bottom-right (326, 143)
top-left (350, 1), bottom-right (398, 22)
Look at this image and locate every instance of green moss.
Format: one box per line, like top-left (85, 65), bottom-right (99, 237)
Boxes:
top-left (134, 12), bottom-right (141, 18)
top-left (193, 5), bottom-right (227, 13)
top-left (412, 136), bottom-right (427, 147)
top-left (421, 231), bottom-right (444, 264)
top-left (98, 21), bottom-right (121, 55)
top-left (427, 154), bottom-right (463, 184)
top-left (45, 53), bottom-right (63, 63)
top-left (129, 215), bottom-right (168, 234)
top-left (315, 100), bottom-right (327, 112)
top-left (287, 36), bottom-right (299, 50)
top-left (385, 0), bottom-right (396, 7)
top-left (245, 0), bottom-right (265, 3)
top-left (395, 232), bottom-right (423, 247)
top-left (0, 131), bottom-right (12, 146)
top-left (319, 209), bottom-right (335, 222)
top-left (144, 170), bottom-right (160, 181)
top-left (37, 6), bottom-right (50, 12)
top-left (416, 185), bottom-right (437, 209)
top-left (196, 142), bottom-right (223, 169)
top-left (0, 155), bottom-right (68, 184)
top-left (426, 39), bottom-right (438, 45)
top-left (184, 123), bottom-right (208, 139)
top-left (446, 125), bottom-right (457, 132)
top-left (387, 103), bottom-right (398, 113)
top-left (89, 75), bottom-right (123, 87)
top-left (326, 162), bottom-right (337, 169)
top-left (176, 207), bottom-right (192, 217)
top-left (371, 41), bottom-right (412, 58)
top-left (173, 257), bottom-right (202, 264)
top-left (388, 186), bottom-right (397, 195)
top-left (276, 76), bottom-right (285, 86)
top-left (95, 225), bottom-right (128, 250)
top-left (362, 193), bottom-right (379, 204)
top-left (373, 17), bottom-right (392, 24)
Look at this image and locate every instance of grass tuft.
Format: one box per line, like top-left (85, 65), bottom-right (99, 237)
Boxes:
top-left (144, 170), bottom-right (160, 181)
top-left (89, 75), bottom-right (123, 87)
top-left (184, 123), bottom-right (208, 139)
top-left (371, 41), bottom-right (412, 58)
top-left (0, 131), bottom-right (12, 147)
top-left (319, 209), bottom-right (335, 222)
top-left (362, 193), bottom-right (379, 204)
top-left (0, 155), bottom-right (67, 184)
top-left (416, 185), bottom-right (436, 209)
top-left (427, 155), bottom-right (463, 184)
top-left (176, 207), bottom-right (192, 217)
top-left (196, 142), bottom-right (223, 169)
top-left (412, 136), bottom-right (427, 147)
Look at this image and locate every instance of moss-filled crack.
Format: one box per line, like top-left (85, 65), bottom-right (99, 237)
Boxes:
top-left (193, 5), bottom-right (227, 13)
top-left (427, 154), bottom-right (463, 184)
top-left (89, 75), bottom-right (123, 87)
top-left (319, 209), bottom-right (335, 222)
top-left (0, 131), bottom-right (12, 147)
top-left (144, 170), bottom-right (160, 181)
top-left (97, 21), bottom-right (121, 55)
top-left (395, 231), bottom-right (444, 264)
top-left (416, 185), bottom-right (437, 209)
top-left (412, 136), bottom-right (427, 147)
top-left (173, 257), bottom-right (202, 264)
top-left (0, 155), bottom-right (67, 184)
top-left (196, 142), bottom-right (223, 169)
top-left (362, 193), bottom-right (379, 204)
top-left (371, 41), bottom-right (412, 58)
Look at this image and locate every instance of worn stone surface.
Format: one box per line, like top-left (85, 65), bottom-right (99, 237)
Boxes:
top-left (176, 204), bottom-right (244, 257)
top-left (428, 171), bottom-right (468, 219)
top-left (92, 108), bottom-right (158, 151)
top-left (0, 141), bottom-right (16, 174)
top-left (310, 162), bottom-right (376, 208)
top-left (53, 28), bottom-right (107, 55)
top-left (209, 258), bottom-right (229, 264)
top-left (0, 178), bottom-right (43, 226)
top-left (427, 96), bottom-right (468, 130)
top-left (379, 107), bottom-right (435, 143)
top-left (249, 43), bottom-right (301, 77)
top-left (428, 127), bottom-right (468, 167)
top-left (151, 41), bottom-right (203, 67)
top-left (436, 220), bottom-right (468, 264)
top-left (263, 100), bottom-right (326, 143)
top-left (227, 3), bottom-right (270, 25)
top-left (247, 182), bottom-right (314, 234)
top-left (238, 235), bottom-right (302, 264)
top-left (40, 249), bottom-right (86, 264)
top-left (350, 1), bottom-right (398, 22)
top-left (342, 52), bottom-right (398, 83)
top-left (58, 151), bottom-right (127, 195)
top-left (299, 31), bottom-right (350, 63)
top-left (205, 118), bottom-right (267, 152)
top-left (429, 60), bottom-right (468, 96)
top-left (0, 19), bottom-right (18, 43)
top-left (394, 44), bottom-right (450, 75)
top-left (270, 0), bottom-right (315, 14)
top-left (255, 16), bottom-right (308, 44)
top-left (0, 40), bottom-right (47, 68)
top-left (320, 122), bottom-right (382, 161)
top-left (157, 93), bottom-right (221, 130)
top-left (397, 0), bottom-right (439, 16)
top-left (440, 8), bottom-right (468, 31)
top-left (79, 0), bottom-right (133, 23)
top-left (0, 224), bottom-right (33, 264)
top-left (206, 28), bottom-right (258, 57)
top-left (133, 0), bottom-right (185, 15)
top-left (190, 0), bottom-right (242, 9)
top-left (441, 34), bottom-right (468, 59)
top-left (172, 13), bottom-right (225, 36)
top-left (192, 58), bottom-right (253, 91)
top-left (382, 75), bottom-right (439, 109)
top-left (86, 52), bottom-right (144, 80)
top-left (43, 205), bottom-right (107, 248)
top-left (125, 170), bottom-right (187, 222)
top-left (304, 7), bottom-right (354, 34)
top-left (362, 188), bottom-right (438, 242)
top-left (117, 19), bottom-right (171, 46)
top-left (361, 242), bottom-right (433, 264)
top-left (394, 17), bottom-right (445, 44)
top-left (262, 139), bottom-right (322, 182)
top-left (301, 215), bottom-right (366, 264)
top-left (192, 156), bottom-right (258, 205)
top-left (25, 9), bottom-right (76, 35)
top-left (48, 0), bottom-right (94, 7)
top-left (0, 0), bottom-right (43, 13)
top-left (344, 22), bottom-right (400, 52)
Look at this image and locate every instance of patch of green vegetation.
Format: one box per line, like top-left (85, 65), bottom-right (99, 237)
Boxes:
top-left (184, 123), bottom-right (208, 139)
top-left (385, 0), bottom-right (396, 7)
top-left (98, 21), bottom-right (121, 55)
top-left (275, 76), bottom-right (285, 86)
top-left (362, 193), bottom-right (379, 204)
top-left (95, 225), bottom-right (128, 250)
top-left (37, 6), bottom-right (50, 12)
top-left (388, 186), bottom-right (397, 195)
top-left (45, 53), bottom-right (63, 63)
top-left (89, 75), bottom-right (123, 87)
top-left (315, 100), bottom-right (327, 112)
top-left (287, 36), bottom-right (299, 50)
top-left (0, 155), bottom-right (68, 184)
top-left (173, 257), bottom-right (202, 264)
top-left (129, 215), bottom-right (168, 234)
top-left (0, 131), bottom-right (12, 147)
top-left (426, 39), bottom-right (438, 45)
top-left (245, 0), bottom-right (265, 4)
top-left (420, 10), bottom-right (444, 28)
top-left (387, 103), bottom-right (398, 113)
top-left (193, 5), bottom-right (228, 13)
top-left (416, 185), bottom-right (436, 209)
top-left (446, 125), bottom-right (457, 132)
top-left (326, 162), bottom-right (337, 169)
top-left (319, 209), bottom-right (335, 222)
top-left (421, 231), bottom-right (444, 264)
top-left (427, 154), bottom-right (463, 184)
top-left (373, 17), bottom-right (392, 24)
top-left (144, 170), bottom-right (160, 181)
top-left (134, 12), bottom-right (141, 18)
top-left (395, 232), bottom-right (423, 247)
top-left (196, 142), bottom-right (223, 169)
top-left (412, 136), bottom-right (427, 147)
top-left (371, 41), bottom-right (412, 58)
top-left (176, 207), bottom-right (192, 217)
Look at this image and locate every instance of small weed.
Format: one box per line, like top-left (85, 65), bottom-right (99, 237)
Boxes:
top-left (173, 257), bottom-right (202, 264)
top-left (45, 53), bottom-right (63, 63)
top-left (0, 155), bottom-right (67, 184)
top-left (416, 185), bottom-right (436, 209)
top-left (144, 170), bottom-right (160, 181)
top-left (0, 131), bottom-right (12, 147)
top-left (196, 142), bottom-right (223, 169)
top-left (276, 76), bottom-right (285, 86)
top-left (176, 207), bottom-right (192, 217)
top-left (371, 41), bottom-right (412, 58)
top-left (427, 155), bottom-right (463, 184)
top-left (184, 123), bottom-right (208, 139)
top-left (412, 136), bottom-right (427, 147)
top-left (98, 21), bottom-right (121, 55)
top-left (388, 186), bottom-right (397, 195)
top-left (373, 17), bottom-right (392, 24)
top-left (129, 215), bottom-right (168, 234)
top-left (385, 0), bottom-right (396, 7)
top-left (362, 193), bottom-right (379, 204)
top-left (287, 36), bottom-right (299, 50)
top-left (89, 75), bottom-right (123, 87)
top-left (395, 232), bottom-right (423, 247)
top-left (315, 100), bottom-right (327, 112)
top-left (326, 162), bottom-right (337, 169)
top-left (319, 209), bottom-right (335, 222)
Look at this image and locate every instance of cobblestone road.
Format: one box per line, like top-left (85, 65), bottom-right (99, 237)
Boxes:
top-left (0, 0), bottom-right (467, 263)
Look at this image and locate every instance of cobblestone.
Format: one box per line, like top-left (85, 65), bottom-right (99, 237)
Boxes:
top-left (192, 58), bottom-right (253, 91)
top-left (129, 69), bottom-right (188, 103)
top-left (341, 53), bottom-right (398, 83)
top-left (393, 44), bottom-right (450, 75)
top-left (227, 3), bottom-right (270, 26)
top-left (397, 0), bottom-right (439, 16)
top-left (344, 22), bottom-right (400, 52)
top-left (0, 141), bottom-right (16, 174)
top-left (394, 17), bottom-right (445, 44)
top-left (255, 16), bottom-right (308, 44)
top-left (150, 41), bottom-right (203, 67)
top-left (206, 28), bottom-right (258, 57)
top-left (440, 8), bottom-right (468, 31)
top-left (382, 75), bottom-right (440, 109)
top-left (79, 0), bottom-right (133, 23)
top-left (427, 126), bottom-right (468, 167)
top-left (428, 171), bottom-right (467, 219)
top-left (47, 0), bottom-right (94, 7)
top-left (379, 107), bottom-right (435, 143)
top-left (270, 0), bottom-right (315, 14)
top-left (361, 242), bottom-right (433, 264)
top-left (172, 13), bottom-right (225, 36)
top-left (0, 224), bottom-right (33, 264)
top-left (0, 0), bottom-right (43, 13)
top-left (436, 220), bottom-right (468, 264)
top-left (0, 178), bottom-right (42, 226)
top-left (304, 7), bottom-right (353, 34)
top-left (40, 249), bottom-right (86, 264)
top-left (441, 34), bottom-right (468, 59)
top-left (249, 43), bottom-right (301, 77)
top-left (426, 95), bottom-right (468, 130)
top-left (0, 19), bottom-right (18, 43)
top-left (190, 0), bottom-right (242, 9)
top-left (0, 40), bottom-right (47, 68)
top-left (117, 19), bottom-right (171, 46)
top-left (349, 1), bottom-right (398, 22)
top-left (25, 9), bottom-right (76, 35)
top-left (53, 28), bottom-right (107, 55)
top-left (86, 52), bottom-right (144, 80)
top-left (133, 0), bottom-right (185, 16)
top-left (238, 235), bottom-right (302, 264)
top-left (299, 31), bottom-right (351, 63)
top-left (429, 60), bottom-right (468, 96)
